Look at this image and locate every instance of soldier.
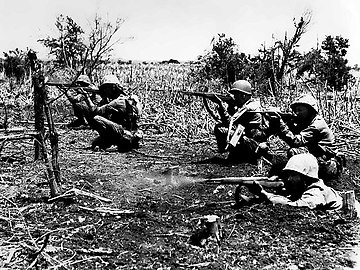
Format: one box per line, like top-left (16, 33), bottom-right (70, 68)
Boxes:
top-left (212, 80), bottom-right (268, 164)
top-left (82, 75), bottom-right (143, 152)
top-left (260, 94), bottom-right (344, 180)
top-left (248, 153), bottom-right (359, 213)
top-left (66, 74), bottom-right (99, 128)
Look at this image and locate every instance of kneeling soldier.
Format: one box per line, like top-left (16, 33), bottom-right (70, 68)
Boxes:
top-left (83, 75), bottom-right (143, 152)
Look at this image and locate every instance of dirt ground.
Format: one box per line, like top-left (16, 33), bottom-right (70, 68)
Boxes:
top-left (1, 125), bottom-right (360, 270)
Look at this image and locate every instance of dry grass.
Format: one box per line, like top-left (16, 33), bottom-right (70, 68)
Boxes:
top-left (0, 62), bottom-right (359, 152)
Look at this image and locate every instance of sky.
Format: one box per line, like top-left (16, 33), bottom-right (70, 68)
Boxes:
top-left (0, 0), bottom-right (359, 65)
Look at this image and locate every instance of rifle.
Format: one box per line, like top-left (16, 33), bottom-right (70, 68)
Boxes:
top-left (201, 176), bottom-right (284, 188)
top-left (46, 82), bottom-right (99, 94)
top-left (179, 91), bottom-right (234, 103)
top-left (201, 176), bottom-right (284, 205)
top-left (254, 110), bottom-right (295, 124)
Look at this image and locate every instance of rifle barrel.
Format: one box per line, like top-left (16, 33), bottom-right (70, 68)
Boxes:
top-left (180, 91), bottom-right (233, 102)
top-left (253, 111), bottom-right (292, 115)
top-left (253, 111), bottom-right (294, 122)
top-left (201, 176), bottom-right (284, 188)
top-left (46, 82), bottom-right (99, 93)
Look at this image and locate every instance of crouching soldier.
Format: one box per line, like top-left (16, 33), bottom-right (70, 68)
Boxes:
top-left (213, 80), bottom-right (269, 164)
top-left (248, 153), bottom-right (360, 214)
top-left (260, 94), bottom-right (344, 180)
top-left (65, 74), bottom-right (100, 128)
top-left (83, 75), bottom-right (143, 152)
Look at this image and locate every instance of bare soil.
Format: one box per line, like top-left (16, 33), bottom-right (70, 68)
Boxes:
top-left (1, 126), bottom-right (360, 270)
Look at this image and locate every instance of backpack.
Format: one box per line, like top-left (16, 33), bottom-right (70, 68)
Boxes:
top-left (125, 94), bottom-right (142, 130)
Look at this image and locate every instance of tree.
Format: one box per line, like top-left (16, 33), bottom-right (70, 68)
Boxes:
top-left (194, 33), bottom-right (250, 89)
top-left (2, 48), bottom-right (31, 83)
top-left (251, 11), bottom-right (311, 98)
top-left (297, 48), bottom-right (323, 79)
top-left (39, 15), bottom-right (86, 70)
top-left (297, 35), bottom-right (353, 92)
top-left (319, 35), bottom-right (352, 92)
top-left (82, 15), bottom-right (126, 76)
top-left (39, 14), bottom-right (126, 79)
top-left (193, 12), bottom-right (311, 98)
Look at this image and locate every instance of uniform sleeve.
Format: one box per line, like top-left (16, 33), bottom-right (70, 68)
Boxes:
top-left (265, 193), bottom-right (293, 205)
top-left (66, 91), bottom-right (85, 103)
top-left (217, 103), bottom-right (233, 124)
top-left (263, 187), bottom-right (325, 209)
top-left (288, 188), bottom-right (326, 209)
top-left (263, 184), bottom-right (342, 210)
top-left (238, 100), bottom-right (262, 128)
top-left (96, 97), bottom-right (127, 116)
top-left (278, 120), bottom-right (319, 147)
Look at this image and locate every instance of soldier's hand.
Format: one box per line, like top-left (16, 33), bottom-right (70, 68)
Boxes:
top-left (247, 181), bottom-right (264, 196)
top-left (266, 111), bottom-right (281, 121)
top-left (76, 87), bottom-right (88, 96)
top-left (265, 112), bottom-right (283, 135)
top-left (207, 94), bottom-right (222, 104)
top-left (257, 142), bottom-right (269, 152)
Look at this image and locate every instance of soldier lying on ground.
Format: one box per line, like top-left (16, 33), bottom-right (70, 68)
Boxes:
top-left (248, 153), bottom-right (359, 214)
top-left (81, 75), bottom-right (143, 152)
top-left (212, 80), bottom-right (269, 164)
top-left (65, 74), bottom-right (100, 128)
top-left (259, 94), bottom-right (344, 180)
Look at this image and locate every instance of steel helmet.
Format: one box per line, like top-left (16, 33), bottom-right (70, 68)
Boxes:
top-left (290, 94), bottom-right (319, 113)
top-left (101, 75), bottom-right (121, 86)
top-left (99, 75), bottom-right (124, 98)
top-left (283, 153), bottom-right (319, 179)
top-left (229, 80), bottom-right (252, 95)
top-left (75, 74), bottom-right (91, 86)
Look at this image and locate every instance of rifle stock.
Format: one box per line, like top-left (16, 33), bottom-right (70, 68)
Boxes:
top-left (202, 176), bottom-right (284, 188)
top-left (255, 111), bottom-right (294, 122)
top-left (180, 91), bottom-right (233, 103)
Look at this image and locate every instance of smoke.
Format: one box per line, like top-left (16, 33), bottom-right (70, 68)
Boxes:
top-left (144, 166), bottom-right (204, 188)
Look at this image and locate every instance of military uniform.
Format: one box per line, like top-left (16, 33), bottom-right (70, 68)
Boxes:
top-left (264, 179), bottom-right (343, 210)
top-left (250, 154), bottom-right (359, 213)
top-left (214, 80), bottom-right (268, 164)
top-left (66, 75), bottom-right (100, 128)
top-left (268, 94), bottom-right (343, 180)
top-left (278, 95), bottom-right (335, 158)
top-left (86, 75), bottom-right (143, 152)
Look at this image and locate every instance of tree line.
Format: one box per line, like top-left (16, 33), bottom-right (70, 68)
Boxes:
top-left (194, 11), bottom-right (355, 99)
top-left (0, 11), bottom-right (356, 100)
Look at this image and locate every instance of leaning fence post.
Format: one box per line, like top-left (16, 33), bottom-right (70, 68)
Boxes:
top-left (33, 74), bottom-right (45, 160)
top-left (33, 71), bottom-right (62, 197)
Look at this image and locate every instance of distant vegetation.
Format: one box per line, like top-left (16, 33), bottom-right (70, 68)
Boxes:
top-left (0, 11), bottom-right (359, 139)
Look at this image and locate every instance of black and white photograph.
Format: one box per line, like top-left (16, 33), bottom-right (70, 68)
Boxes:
top-left (0, 0), bottom-right (360, 269)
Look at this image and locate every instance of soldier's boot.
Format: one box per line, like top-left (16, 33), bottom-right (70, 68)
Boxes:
top-left (67, 118), bottom-right (87, 128)
top-left (91, 136), bottom-right (111, 151)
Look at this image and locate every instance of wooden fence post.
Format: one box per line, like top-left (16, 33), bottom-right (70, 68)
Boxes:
top-left (43, 88), bottom-right (62, 195)
top-left (33, 75), bottom-right (45, 160)
top-left (341, 190), bottom-right (357, 219)
top-left (33, 72), bottom-right (62, 197)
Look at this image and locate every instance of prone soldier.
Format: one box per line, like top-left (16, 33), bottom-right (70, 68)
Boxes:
top-left (248, 153), bottom-right (358, 214)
